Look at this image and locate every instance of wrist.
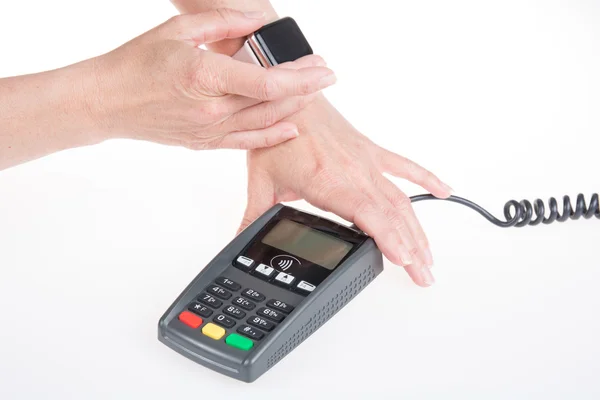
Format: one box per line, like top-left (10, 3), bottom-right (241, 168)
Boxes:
top-left (71, 55), bottom-right (134, 143)
top-left (79, 57), bottom-right (121, 143)
top-left (55, 59), bottom-right (113, 146)
top-left (287, 93), bottom-right (367, 143)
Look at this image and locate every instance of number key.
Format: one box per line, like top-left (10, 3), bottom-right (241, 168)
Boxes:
top-left (256, 307), bottom-right (285, 323)
top-left (214, 277), bottom-right (241, 291)
top-left (241, 288), bottom-right (265, 302)
top-left (223, 305), bottom-right (246, 319)
top-left (198, 293), bottom-right (222, 308)
top-left (266, 299), bottom-right (294, 313)
top-left (247, 316), bottom-right (275, 332)
top-left (213, 314), bottom-right (236, 328)
top-left (206, 284), bottom-right (232, 300)
top-left (232, 296), bottom-right (256, 311)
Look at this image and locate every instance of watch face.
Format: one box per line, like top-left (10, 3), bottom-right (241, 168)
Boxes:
top-left (255, 17), bottom-right (313, 65)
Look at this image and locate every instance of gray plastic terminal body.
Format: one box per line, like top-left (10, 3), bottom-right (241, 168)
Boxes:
top-left (158, 204), bottom-right (384, 382)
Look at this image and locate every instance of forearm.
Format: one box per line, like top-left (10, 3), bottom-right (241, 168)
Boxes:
top-left (0, 60), bottom-right (104, 171)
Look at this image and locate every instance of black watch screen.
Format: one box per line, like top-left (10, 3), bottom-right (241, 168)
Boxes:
top-left (255, 17), bottom-right (313, 65)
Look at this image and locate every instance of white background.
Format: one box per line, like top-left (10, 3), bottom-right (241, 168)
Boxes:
top-left (1, 0), bottom-right (600, 398)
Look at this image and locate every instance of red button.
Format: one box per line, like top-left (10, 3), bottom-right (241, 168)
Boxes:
top-left (178, 311), bottom-right (203, 328)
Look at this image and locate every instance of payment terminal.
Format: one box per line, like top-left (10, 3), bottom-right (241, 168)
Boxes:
top-left (158, 204), bottom-right (384, 382)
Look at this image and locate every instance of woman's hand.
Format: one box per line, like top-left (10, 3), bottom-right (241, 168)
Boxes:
top-left (166, 2), bottom-right (454, 287)
top-left (87, 9), bottom-right (336, 150)
top-left (239, 96), bottom-right (453, 287)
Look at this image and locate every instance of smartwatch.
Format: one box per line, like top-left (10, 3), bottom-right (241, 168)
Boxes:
top-left (233, 17), bottom-right (313, 67)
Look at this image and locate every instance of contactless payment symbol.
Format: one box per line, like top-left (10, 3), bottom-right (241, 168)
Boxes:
top-left (270, 255), bottom-right (301, 271)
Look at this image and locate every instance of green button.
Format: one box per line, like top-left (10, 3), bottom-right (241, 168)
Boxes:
top-left (226, 333), bottom-right (254, 351)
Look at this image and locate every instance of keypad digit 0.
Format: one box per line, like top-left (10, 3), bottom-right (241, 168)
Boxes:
top-left (213, 314), bottom-right (236, 328)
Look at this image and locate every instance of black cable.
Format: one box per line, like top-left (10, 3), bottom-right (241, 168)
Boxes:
top-left (409, 193), bottom-right (600, 227)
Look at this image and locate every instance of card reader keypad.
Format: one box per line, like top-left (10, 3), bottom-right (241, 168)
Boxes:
top-left (177, 276), bottom-right (294, 352)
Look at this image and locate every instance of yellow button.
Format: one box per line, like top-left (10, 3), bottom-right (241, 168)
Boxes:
top-left (202, 323), bottom-right (225, 340)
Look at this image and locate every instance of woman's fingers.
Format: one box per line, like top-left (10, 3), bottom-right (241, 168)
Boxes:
top-left (301, 179), bottom-right (416, 268)
top-left (223, 93), bottom-right (319, 132)
top-left (217, 121), bottom-right (299, 150)
top-left (299, 170), bottom-right (435, 287)
top-left (375, 147), bottom-right (453, 198)
top-left (276, 54), bottom-right (327, 69)
top-left (222, 54), bottom-right (327, 114)
top-left (372, 173), bottom-right (435, 286)
top-left (216, 53), bottom-right (336, 101)
top-left (357, 175), bottom-right (432, 287)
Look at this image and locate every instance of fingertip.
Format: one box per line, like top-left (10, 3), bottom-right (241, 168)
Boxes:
top-left (295, 67), bottom-right (336, 94)
top-left (404, 264), bottom-right (435, 287)
top-left (317, 71), bottom-right (337, 90)
top-left (279, 55), bottom-right (327, 70)
top-left (421, 266), bottom-right (435, 286)
top-left (432, 190), bottom-right (452, 199)
top-left (261, 123), bottom-right (298, 146)
top-left (282, 126), bottom-right (299, 139)
top-left (242, 10), bottom-right (266, 19)
top-left (373, 234), bottom-right (409, 267)
top-left (299, 54), bottom-right (327, 67)
top-left (437, 182), bottom-right (454, 198)
top-left (276, 122), bottom-right (299, 137)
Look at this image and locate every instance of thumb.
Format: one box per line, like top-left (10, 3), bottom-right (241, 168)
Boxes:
top-left (238, 170), bottom-right (276, 234)
top-left (164, 8), bottom-right (267, 46)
